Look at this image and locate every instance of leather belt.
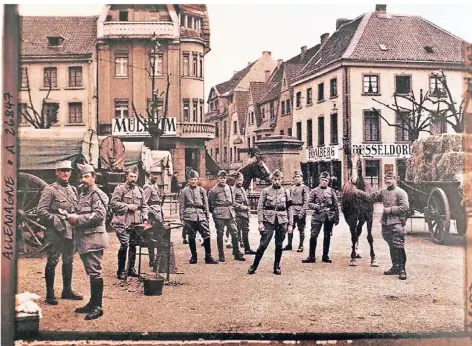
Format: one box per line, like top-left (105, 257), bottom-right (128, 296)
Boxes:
top-left (264, 206), bottom-right (286, 211)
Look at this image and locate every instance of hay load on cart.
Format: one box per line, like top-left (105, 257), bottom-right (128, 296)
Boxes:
top-left (400, 133), bottom-right (471, 244)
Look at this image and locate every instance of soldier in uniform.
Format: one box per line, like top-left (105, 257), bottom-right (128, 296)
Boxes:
top-left (179, 170), bottom-right (218, 264)
top-left (233, 172), bottom-right (256, 255)
top-left (247, 169), bottom-right (293, 275)
top-left (356, 171), bottom-right (409, 280)
top-left (283, 170), bottom-right (310, 252)
top-left (208, 170), bottom-right (246, 262)
top-left (110, 166), bottom-right (149, 280)
top-left (67, 164), bottom-right (108, 320)
top-left (302, 171), bottom-right (339, 264)
top-left (142, 168), bottom-right (165, 272)
top-left (37, 160), bottom-right (83, 305)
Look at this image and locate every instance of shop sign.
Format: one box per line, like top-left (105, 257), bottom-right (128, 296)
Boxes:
top-left (351, 143), bottom-right (411, 158)
top-left (307, 145), bottom-right (340, 162)
top-left (112, 117), bottom-right (177, 137)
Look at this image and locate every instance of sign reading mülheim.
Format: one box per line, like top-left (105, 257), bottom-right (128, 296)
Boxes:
top-left (351, 143), bottom-right (412, 158)
top-left (112, 117), bottom-right (177, 137)
top-left (307, 145), bottom-right (340, 162)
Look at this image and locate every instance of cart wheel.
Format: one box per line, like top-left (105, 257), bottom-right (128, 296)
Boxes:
top-left (426, 187), bottom-right (451, 244)
top-left (17, 173), bottom-right (48, 254)
top-left (455, 210), bottom-right (467, 236)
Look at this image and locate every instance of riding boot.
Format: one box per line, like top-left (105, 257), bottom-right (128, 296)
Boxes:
top-left (283, 233), bottom-right (293, 251)
top-left (247, 248), bottom-right (264, 274)
top-left (189, 238), bottom-right (198, 264)
top-left (232, 235), bottom-right (245, 261)
top-left (217, 236), bottom-right (225, 262)
top-left (45, 264), bottom-right (58, 305)
top-left (243, 232), bottom-right (256, 254)
top-left (203, 238), bottom-right (218, 264)
top-left (297, 232), bottom-right (305, 252)
top-left (85, 278), bottom-right (104, 320)
top-left (75, 278), bottom-right (94, 313)
top-left (302, 237), bottom-right (317, 263)
top-left (273, 247), bottom-right (282, 275)
top-left (398, 249), bottom-right (407, 280)
top-left (127, 246), bottom-right (138, 277)
top-left (182, 228), bottom-right (188, 244)
top-left (384, 247), bottom-right (399, 275)
top-left (61, 263), bottom-right (83, 300)
top-left (117, 247), bottom-right (127, 279)
top-left (322, 235), bottom-right (332, 263)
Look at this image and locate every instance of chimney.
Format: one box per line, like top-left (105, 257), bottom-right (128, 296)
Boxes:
top-left (233, 71), bottom-right (238, 75)
top-left (264, 70), bottom-right (271, 82)
top-left (262, 51), bottom-right (272, 57)
top-left (248, 62), bottom-right (251, 66)
top-left (321, 33), bottom-right (329, 44)
top-left (336, 18), bottom-right (350, 30)
top-left (277, 59), bottom-right (283, 67)
top-left (375, 4), bottom-right (387, 14)
top-left (301, 45), bottom-right (307, 59)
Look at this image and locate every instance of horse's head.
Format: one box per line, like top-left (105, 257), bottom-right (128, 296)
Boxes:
top-left (237, 155), bottom-right (271, 190)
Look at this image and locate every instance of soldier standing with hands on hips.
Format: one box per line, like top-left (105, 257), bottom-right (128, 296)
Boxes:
top-left (67, 164), bottom-right (108, 320)
top-left (233, 172), bottom-right (256, 255)
top-left (179, 170), bottom-right (219, 264)
top-left (248, 169), bottom-right (293, 275)
top-left (302, 171), bottom-right (339, 264)
top-left (37, 160), bottom-right (83, 305)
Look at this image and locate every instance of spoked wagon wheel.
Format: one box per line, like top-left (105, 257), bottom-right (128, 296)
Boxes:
top-left (17, 173), bottom-right (48, 255)
top-left (426, 187), bottom-right (450, 245)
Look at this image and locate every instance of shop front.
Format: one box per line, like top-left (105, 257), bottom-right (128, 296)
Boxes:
top-left (302, 145), bottom-right (342, 190)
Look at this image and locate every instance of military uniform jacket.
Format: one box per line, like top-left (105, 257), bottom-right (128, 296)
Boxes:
top-left (372, 186), bottom-right (409, 226)
top-left (308, 186), bottom-right (339, 223)
top-left (110, 183), bottom-right (149, 228)
top-left (75, 186), bottom-right (109, 254)
top-left (233, 185), bottom-right (250, 219)
top-left (289, 183), bottom-right (310, 217)
top-left (208, 184), bottom-right (236, 219)
top-left (257, 186), bottom-right (293, 225)
top-left (37, 181), bottom-right (78, 240)
top-left (143, 181), bottom-right (163, 224)
top-left (179, 185), bottom-right (209, 222)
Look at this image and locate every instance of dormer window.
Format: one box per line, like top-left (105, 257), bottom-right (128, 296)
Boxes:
top-left (424, 46), bottom-right (434, 54)
top-left (119, 11), bottom-right (128, 21)
top-left (378, 43), bottom-right (388, 51)
top-left (48, 36), bottom-right (64, 47)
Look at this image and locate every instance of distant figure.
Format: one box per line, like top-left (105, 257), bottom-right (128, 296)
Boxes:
top-left (171, 171), bottom-right (180, 194)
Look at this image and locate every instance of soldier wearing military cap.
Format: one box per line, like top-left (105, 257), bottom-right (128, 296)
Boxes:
top-left (67, 164), bottom-right (108, 320)
top-left (302, 171), bottom-right (339, 264)
top-left (37, 160), bottom-right (83, 305)
top-left (284, 169), bottom-right (310, 252)
top-left (233, 172), bottom-right (256, 255)
top-left (248, 169), bottom-right (293, 275)
top-left (179, 170), bottom-right (218, 264)
top-left (355, 171), bottom-right (409, 280)
top-left (208, 170), bottom-right (245, 262)
top-left (110, 165), bottom-right (149, 279)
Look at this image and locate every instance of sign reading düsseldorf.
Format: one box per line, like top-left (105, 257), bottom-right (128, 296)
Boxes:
top-left (112, 117), bottom-right (177, 137)
top-left (351, 143), bottom-right (412, 158)
top-left (307, 145), bottom-right (340, 162)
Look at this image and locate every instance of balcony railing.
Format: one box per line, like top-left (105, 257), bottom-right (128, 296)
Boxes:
top-left (178, 122), bottom-right (215, 139)
top-left (100, 21), bottom-right (177, 39)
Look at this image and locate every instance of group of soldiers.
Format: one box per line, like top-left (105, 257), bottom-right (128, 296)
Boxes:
top-left (36, 159), bottom-right (409, 321)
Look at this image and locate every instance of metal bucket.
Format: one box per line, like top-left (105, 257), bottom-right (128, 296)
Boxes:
top-left (143, 277), bottom-right (164, 296)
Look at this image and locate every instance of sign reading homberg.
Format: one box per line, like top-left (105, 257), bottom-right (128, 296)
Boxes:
top-left (307, 145), bottom-right (340, 162)
top-left (352, 143), bottom-right (412, 158)
top-left (112, 117), bottom-right (177, 137)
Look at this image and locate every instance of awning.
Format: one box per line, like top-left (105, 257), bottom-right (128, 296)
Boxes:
top-left (205, 150), bottom-right (220, 175)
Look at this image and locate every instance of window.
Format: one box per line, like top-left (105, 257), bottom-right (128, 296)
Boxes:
top-left (363, 75), bottom-right (379, 94)
top-left (253, 136), bottom-right (256, 146)
top-left (199, 54), bottom-right (203, 78)
top-left (147, 98), bottom-right (163, 118)
top-left (318, 117), bottom-right (325, 146)
top-left (192, 53), bottom-right (198, 76)
top-left (261, 107), bottom-right (265, 119)
top-left (250, 111), bottom-right (255, 124)
top-left (286, 99), bottom-right (291, 114)
top-left (224, 147), bottom-right (227, 162)
top-left (223, 120), bottom-right (227, 137)
top-left (306, 119), bottom-right (313, 147)
top-left (17, 103), bottom-right (27, 124)
top-left (68, 102), bottom-right (82, 124)
top-left (270, 102), bottom-right (275, 118)
top-left (44, 103), bottom-right (59, 124)
top-left (395, 75), bottom-right (411, 94)
top-left (180, 13), bottom-right (185, 26)
top-left (43, 67), bottom-right (57, 88)
top-left (330, 113), bottom-right (338, 144)
top-left (288, 128), bottom-right (292, 137)
top-left (215, 148), bottom-right (220, 162)
top-left (296, 92), bottom-right (301, 108)
top-left (430, 118), bottom-right (447, 135)
top-left (192, 100), bottom-right (198, 121)
top-left (114, 100), bottom-right (129, 118)
top-left (467, 78), bottom-right (472, 93)
top-left (281, 101), bottom-right (285, 115)
top-left (183, 53), bottom-right (189, 76)
top-left (247, 137), bottom-right (251, 148)
top-left (230, 147), bottom-right (232, 162)
top-left (210, 148), bottom-right (213, 157)
top-left (199, 102), bottom-right (203, 122)
top-left (115, 52), bottom-right (129, 77)
top-left (48, 36), bottom-right (64, 47)
top-left (119, 11), bottom-right (128, 21)
top-left (429, 75), bottom-right (446, 97)
top-left (183, 99), bottom-right (190, 121)
top-left (424, 46), bottom-right (434, 54)
top-left (20, 67), bottom-right (28, 89)
top-left (296, 121), bottom-right (302, 141)
top-left (365, 160), bottom-right (380, 190)
top-left (364, 110), bottom-right (380, 142)
top-left (306, 88), bottom-right (312, 105)
top-left (396, 112), bottom-right (411, 142)
top-left (233, 120), bottom-right (237, 134)
top-left (330, 78), bottom-right (337, 98)
top-left (215, 123), bottom-right (219, 137)
top-left (280, 130), bottom-right (284, 135)
top-left (68, 67), bottom-right (83, 87)
top-left (317, 83), bottom-right (324, 102)
top-left (154, 54), bottom-right (163, 77)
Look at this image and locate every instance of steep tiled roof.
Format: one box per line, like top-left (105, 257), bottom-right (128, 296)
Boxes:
top-left (215, 61), bottom-right (257, 95)
top-left (286, 44), bottom-right (321, 65)
top-left (249, 81), bottom-right (269, 104)
top-left (234, 91), bottom-right (250, 133)
top-left (284, 63), bottom-right (304, 83)
top-left (259, 64), bottom-right (284, 103)
top-left (20, 16), bottom-right (97, 57)
top-left (350, 14), bottom-right (464, 63)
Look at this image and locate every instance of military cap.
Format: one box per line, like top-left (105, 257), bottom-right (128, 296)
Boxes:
top-left (126, 165), bottom-right (139, 174)
top-left (217, 170), bottom-right (228, 178)
top-left (384, 171), bottom-right (396, 178)
top-left (235, 171), bottom-right (244, 180)
top-left (77, 163), bottom-right (95, 176)
top-left (270, 169), bottom-right (284, 179)
top-left (188, 170), bottom-right (199, 179)
top-left (55, 160), bottom-right (72, 170)
top-left (293, 169), bottom-right (303, 178)
top-left (319, 171), bottom-right (331, 179)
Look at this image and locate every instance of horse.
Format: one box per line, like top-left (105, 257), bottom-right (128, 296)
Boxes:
top-left (341, 153), bottom-right (378, 267)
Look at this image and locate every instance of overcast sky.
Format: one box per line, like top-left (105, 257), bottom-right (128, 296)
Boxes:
top-left (17, 2), bottom-right (472, 102)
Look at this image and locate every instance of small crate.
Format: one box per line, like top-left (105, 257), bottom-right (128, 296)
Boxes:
top-left (15, 312), bottom-right (39, 337)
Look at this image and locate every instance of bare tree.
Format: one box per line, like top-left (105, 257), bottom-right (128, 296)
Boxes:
top-left (19, 66), bottom-right (59, 129)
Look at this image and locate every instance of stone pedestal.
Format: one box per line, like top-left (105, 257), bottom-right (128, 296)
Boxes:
top-left (256, 135), bottom-right (303, 185)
